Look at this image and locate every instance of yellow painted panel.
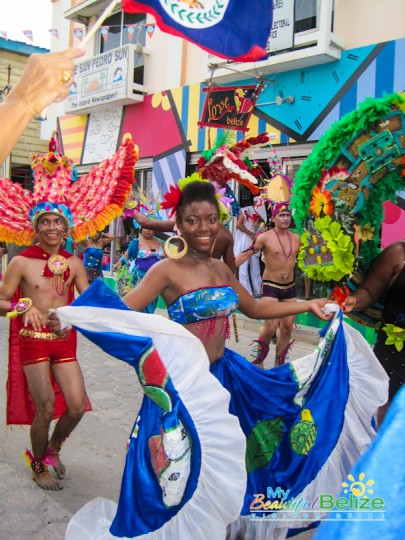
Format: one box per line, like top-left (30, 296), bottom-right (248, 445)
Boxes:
top-left (187, 83), bottom-right (201, 152)
top-left (59, 114), bottom-right (87, 164)
top-left (248, 114), bottom-right (259, 135)
top-left (171, 87), bottom-right (183, 119)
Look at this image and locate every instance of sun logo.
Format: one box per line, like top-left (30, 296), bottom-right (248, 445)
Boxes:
top-left (342, 472), bottom-right (374, 497)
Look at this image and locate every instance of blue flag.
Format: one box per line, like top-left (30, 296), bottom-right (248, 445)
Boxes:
top-left (122, 0), bottom-right (273, 62)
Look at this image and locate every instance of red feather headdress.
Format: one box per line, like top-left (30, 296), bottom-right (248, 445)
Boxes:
top-left (0, 133), bottom-right (138, 246)
top-left (198, 132), bottom-right (271, 195)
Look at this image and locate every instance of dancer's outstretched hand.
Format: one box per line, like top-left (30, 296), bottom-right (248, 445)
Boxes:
top-left (308, 298), bottom-right (337, 320)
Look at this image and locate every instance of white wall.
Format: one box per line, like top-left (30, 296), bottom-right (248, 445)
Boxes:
top-left (334, 0), bottom-right (405, 49)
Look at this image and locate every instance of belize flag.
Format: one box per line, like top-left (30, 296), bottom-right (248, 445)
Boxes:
top-left (122, 0), bottom-right (273, 62)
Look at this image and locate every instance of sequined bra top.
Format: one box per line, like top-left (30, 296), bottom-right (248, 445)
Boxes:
top-left (83, 247), bottom-right (103, 268)
top-left (137, 246), bottom-right (165, 260)
top-left (167, 285), bottom-right (239, 343)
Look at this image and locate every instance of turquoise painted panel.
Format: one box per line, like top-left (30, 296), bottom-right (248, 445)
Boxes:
top-left (255, 44), bottom-right (382, 139)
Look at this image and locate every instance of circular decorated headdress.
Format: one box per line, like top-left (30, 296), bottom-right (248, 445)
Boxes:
top-left (0, 132), bottom-right (138, 246)
top-left (251, 147), bottom-right (292, 223)
top-left (290, 91), bottom-right (405, 321)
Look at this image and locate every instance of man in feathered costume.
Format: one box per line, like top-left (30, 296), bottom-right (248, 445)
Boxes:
top-left (234, 149), bottom-right (300, 367)
top-left (0, 132), bottom-right (138, 490)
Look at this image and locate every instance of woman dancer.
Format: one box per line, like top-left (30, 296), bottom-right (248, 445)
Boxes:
top-left (81, 230), bottom-right (115, 283)
top-left (114, 228), bottom-right (164, 311)
top-left (59, 179), bottom-right (386, 540)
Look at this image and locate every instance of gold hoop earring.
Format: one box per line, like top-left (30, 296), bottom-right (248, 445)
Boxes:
top-left (164, 235), bottom-right (188, 259)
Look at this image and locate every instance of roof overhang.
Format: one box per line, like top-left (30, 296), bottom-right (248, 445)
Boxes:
top-left (64, 0), bottom-right (115, 26)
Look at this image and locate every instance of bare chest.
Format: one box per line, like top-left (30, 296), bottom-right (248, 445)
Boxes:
top-left (264, 233), bottom-right (297, 262)
top-left (20, 258), bottom-right (73, 310)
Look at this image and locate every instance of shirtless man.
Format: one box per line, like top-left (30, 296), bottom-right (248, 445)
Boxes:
top-left (236, 203), bottom-right (300, 367)
top-left (0, 211), bottom-right (89, 490)
top-left (132, 211), bottom-right (236, 273)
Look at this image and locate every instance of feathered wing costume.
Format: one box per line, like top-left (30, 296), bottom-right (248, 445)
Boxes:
top-left (1, 133), bottom-right (139, 425)
top-left (0, 133), bottom-right (138, 245)
top-left (290, 92), bottom-right (405, 324)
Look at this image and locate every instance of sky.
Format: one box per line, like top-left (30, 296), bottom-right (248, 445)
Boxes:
top-left (2, 0), bottom-right (53, 49)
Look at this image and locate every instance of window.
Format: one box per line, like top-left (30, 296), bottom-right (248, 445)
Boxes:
top-left (11, 167), bottom-right (33, 191)
top-left (284, 159), bottom-right (303, 181)
top-left (294, 0), bottom-right (335, 33)
top-left (99, 11), bottom-right (147, 86)
top-left (99, 12), bottom-right (147, 52)
top-left (134, 169), bottom-right (153, 195)
top-left (294, 0), bottom-right (317, 33)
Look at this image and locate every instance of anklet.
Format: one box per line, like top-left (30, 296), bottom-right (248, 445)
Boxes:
top-left (249, 339), bottom-right (270, 365)
top-left (31, 460), bottom-right (47, 474)
top-left (24, 448), bottom-right (57, 470)
top-left (23, 449), bottom-right (48, 474)
top-left (48, 437), bottom-right (66, 455)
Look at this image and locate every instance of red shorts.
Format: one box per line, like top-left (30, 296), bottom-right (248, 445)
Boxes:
top-left (18, 325), bottom-right (77, 367)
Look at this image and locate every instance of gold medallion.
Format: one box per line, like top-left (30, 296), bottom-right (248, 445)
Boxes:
top-left (47, 254), bottom-right (68, 295)
top-left (125, 200), bottom-right (137, 210)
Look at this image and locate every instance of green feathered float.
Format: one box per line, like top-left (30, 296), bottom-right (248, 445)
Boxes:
top-left (290, 92), bottom-right (405, 324)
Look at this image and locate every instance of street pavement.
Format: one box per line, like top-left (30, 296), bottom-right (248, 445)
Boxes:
top-left (0, 309), bottom-right (320, 540)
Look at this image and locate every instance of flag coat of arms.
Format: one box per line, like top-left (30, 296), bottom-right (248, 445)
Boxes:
top-left (122, 0), bottom-right (273, 62)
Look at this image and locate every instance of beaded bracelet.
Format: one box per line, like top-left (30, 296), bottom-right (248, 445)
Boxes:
top-left (243, 244), bottom-right (259, 254)
top-left (6, 297), bottom-right (33, 318)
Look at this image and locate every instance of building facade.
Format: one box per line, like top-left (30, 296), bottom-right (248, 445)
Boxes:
top-left (0, 39), bottom-right (49, 185)
top-left (46, 0), bottom-right (404, 242)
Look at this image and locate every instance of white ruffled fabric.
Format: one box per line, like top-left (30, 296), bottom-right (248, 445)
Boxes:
top-left (226, 321), bottom-right (388, 540)
top-left (58, 306), bottom-right (247, 540)
top-left (60, 306), bottom-right (387, 540)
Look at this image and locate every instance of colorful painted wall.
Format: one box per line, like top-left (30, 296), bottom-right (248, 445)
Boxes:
top-left (59, 37), bottom-right (405, 241)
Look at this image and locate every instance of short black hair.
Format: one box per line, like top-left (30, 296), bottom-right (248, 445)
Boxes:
top-left (176, 181), bottom-right (219, 222)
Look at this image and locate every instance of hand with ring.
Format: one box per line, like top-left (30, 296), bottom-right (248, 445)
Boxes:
top-left (61, 71), bottom-right (72, 84)
top-left (5, 47), bottom-right (84, 118)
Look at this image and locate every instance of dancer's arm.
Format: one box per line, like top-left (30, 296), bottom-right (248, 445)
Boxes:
top-left (133, 211), bottom-right (175, 232)
top-left (235, 232), bottom-right (264, 268)
top-left (227, 268), bottom-right (333, 321)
